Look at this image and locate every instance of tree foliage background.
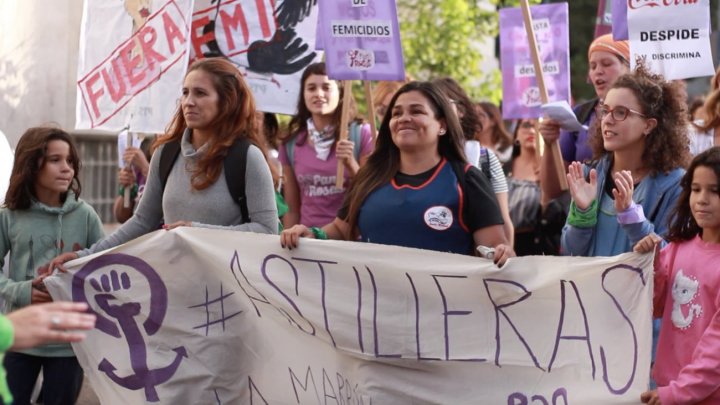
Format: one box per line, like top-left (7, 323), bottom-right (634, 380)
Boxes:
top-left (395, 0), bottom-right (720, 105)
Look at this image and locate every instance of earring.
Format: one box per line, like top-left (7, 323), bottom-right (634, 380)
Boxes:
top-left (439, 129), bottom-right (446, 135)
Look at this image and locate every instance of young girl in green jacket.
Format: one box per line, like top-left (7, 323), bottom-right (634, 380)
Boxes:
top-left (0, 127), bottom-right (104, 405)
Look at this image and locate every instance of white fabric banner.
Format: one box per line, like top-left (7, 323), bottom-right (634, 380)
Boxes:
top-left (627, 0), bottom-right (714, 80)
top-left (75, 0), bottom-right (195, 132)
top-left (189, 0), bottom-right (322, 115)
top-left (45, 229), bottom-right (653, 404)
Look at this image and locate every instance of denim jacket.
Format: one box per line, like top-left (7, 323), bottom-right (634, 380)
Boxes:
top-left (561, 156), bottom-right (684, 257)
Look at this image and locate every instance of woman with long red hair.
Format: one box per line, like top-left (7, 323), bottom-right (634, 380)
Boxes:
top-left (50, 58), bottom-right (278, 267)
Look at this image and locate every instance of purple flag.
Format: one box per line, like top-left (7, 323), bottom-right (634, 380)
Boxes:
top-left (612, 0), bottom-right (629, 40)
top-left (499, 3), bottom-right (570, 120)
top-left (318, 0), bottom-right (405, 81)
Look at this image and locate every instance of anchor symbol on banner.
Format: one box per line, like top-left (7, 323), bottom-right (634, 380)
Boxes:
top-left (72, 254), bottom-right (186, 402)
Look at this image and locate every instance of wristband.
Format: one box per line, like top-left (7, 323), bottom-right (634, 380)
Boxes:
top-left (118, 184), bottom-right (139, 199)
top-left (0, 316), bottom-right (13, 352)
top-left (567, 200), bottom-right (598, 228)
top-left (617, 201), bottom-right (646, 225)
top-left (310, 227), bottom-right (328, 240)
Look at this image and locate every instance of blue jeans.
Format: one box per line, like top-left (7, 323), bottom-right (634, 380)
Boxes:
top-left (3, 352), bottom-right (83, 405)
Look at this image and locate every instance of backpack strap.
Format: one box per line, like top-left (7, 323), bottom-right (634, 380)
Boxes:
top-left (449, 160), bottom-right (470, 227)
top-left (158, 138), bottom-right (251, 224)
top-left (479, 147), bottom-right (491, 182)
top-left (159, 140), bottom-right (181, 190)
top-left (285, 136), bottom-right (297, 170)
top-left (224, 138), bottom-right (252, 224)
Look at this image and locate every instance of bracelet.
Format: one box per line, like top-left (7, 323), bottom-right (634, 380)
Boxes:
top-left (118, 184), bottom-right (139, 199)
top-left (310, 227), bottom-right (328, 240)
top-left (617, 201), bottom-right (646, 225)
top-left (567, 200), bottom-right (598, 228)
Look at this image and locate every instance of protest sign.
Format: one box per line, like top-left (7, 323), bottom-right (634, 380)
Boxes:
top-left (500, 3), bottom-right (570, 120)
top-left (318, 0), bottom-right (405, 81)
top-left (189, 0), bottom-right (322, 115)
top-left (76, 0), bottom-right (194, 132)
top-left (46, 228), bottom-right (653, 404)
top-left (612, 0), bottom-right (628, 41)
top-left (628, 0), bottom-right (714, 80)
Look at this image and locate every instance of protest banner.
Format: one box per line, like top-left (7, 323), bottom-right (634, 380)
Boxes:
top-left (628, 0), bottom-right (714, 80)
top-left (46, 228), bottom-right (653, 404)
top-left (189, 0), bottom-right (322, 115)
top-left (611, 0), bottom-right (628, 41)
top-left (499, 3), bottom-right (570, 120)
top-left (76, 0), bottom-right (194, 132)
top-left (317, 0), bottom-right (405, 82)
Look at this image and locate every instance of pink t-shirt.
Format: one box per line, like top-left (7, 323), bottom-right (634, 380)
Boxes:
top-left (654, 236), bottom-right (720, 405)
top-left (279, 123), bottom-right (374, 227)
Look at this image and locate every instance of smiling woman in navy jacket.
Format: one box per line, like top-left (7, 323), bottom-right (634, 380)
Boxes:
top-left (281, 81), bottom-right (515, 265)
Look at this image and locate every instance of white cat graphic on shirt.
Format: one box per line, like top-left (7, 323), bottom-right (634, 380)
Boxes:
top-left (671, 269), bottom-right (702, 329)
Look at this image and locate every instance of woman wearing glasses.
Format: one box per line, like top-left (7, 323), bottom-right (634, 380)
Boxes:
top-left (561, 64), bottom-right (688, 257)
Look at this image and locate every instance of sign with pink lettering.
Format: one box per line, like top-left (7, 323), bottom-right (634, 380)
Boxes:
top-left (46, 229), bottom-right (653, 404)
top-left (499, 3), bottom-right (570, 119)
top-left (189, 0), bottom-right (321, 115)
top-left (627, 0), bottom-right (713, 80)
top-left (318, 0), bottom-right (405, 81)
top-left (76, 0), bottom-right (195, 132)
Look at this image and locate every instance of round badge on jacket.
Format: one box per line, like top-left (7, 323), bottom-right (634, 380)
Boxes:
top-left (424, 206), bottom-right (453, 230)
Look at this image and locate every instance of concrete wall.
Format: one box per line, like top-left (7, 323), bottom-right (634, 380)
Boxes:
top-left (0, 1), bottom-right (84, 147)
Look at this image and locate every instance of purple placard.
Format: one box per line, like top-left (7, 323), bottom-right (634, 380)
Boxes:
top-left (318, 0), bottom-right (405, 81)
top-left (499, 3), bottom-right (570, 120)
top-left (612, 0), bottom-right (629, 40)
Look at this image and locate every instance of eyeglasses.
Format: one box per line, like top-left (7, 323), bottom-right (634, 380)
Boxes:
top-left (597, 105), bottom-right (646, 121)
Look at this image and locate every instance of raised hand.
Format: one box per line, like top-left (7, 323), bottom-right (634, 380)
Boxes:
top-left (118, 168), bottom-right (136, 188)
top-left (566, 162), bottom-right (597, 211)
top-left (123, 147), bottom-right (149, 176)
top-left (611, 170), bottom-right (635, 212)
top-left (538, 118), bottom-right (561, 143)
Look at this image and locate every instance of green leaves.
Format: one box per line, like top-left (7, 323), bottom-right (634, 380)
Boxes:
top-left (397, 0), bottom-right (540, 103)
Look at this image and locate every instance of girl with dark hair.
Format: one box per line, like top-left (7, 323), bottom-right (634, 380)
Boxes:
top-left (281, 81), bottom-right (514, 264)
top-left (475, 101), bottom-right (513, 163)
top-left (432, 77), bottom-right (514, 247)
top-left (562, 64), bottom-right (689, 257)
top-left (1, 126), bottom-right (104, 404)
top-left (634, 147), bottom-right (720, 404)
top-left (50, 57), bottom-right (278, 268)
top-left (280, 62), bottom-right (374, 229)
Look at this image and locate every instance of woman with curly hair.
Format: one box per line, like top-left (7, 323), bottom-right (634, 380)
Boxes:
top-left (561, 64), bottom-right (689, 257)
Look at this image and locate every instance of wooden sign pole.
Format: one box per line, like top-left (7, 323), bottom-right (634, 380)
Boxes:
top-left (123, 131), bottom-right (133, 208)
top-left (336, 80), bottom-right (354, 189)
top-left (363, 81), bottom-right (378, 139)
top-left (519, 0), bottom-right (568, 190)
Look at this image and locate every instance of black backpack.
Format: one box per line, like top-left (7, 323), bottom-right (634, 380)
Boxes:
top-left (158, 138), bottom-right (252, 224)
